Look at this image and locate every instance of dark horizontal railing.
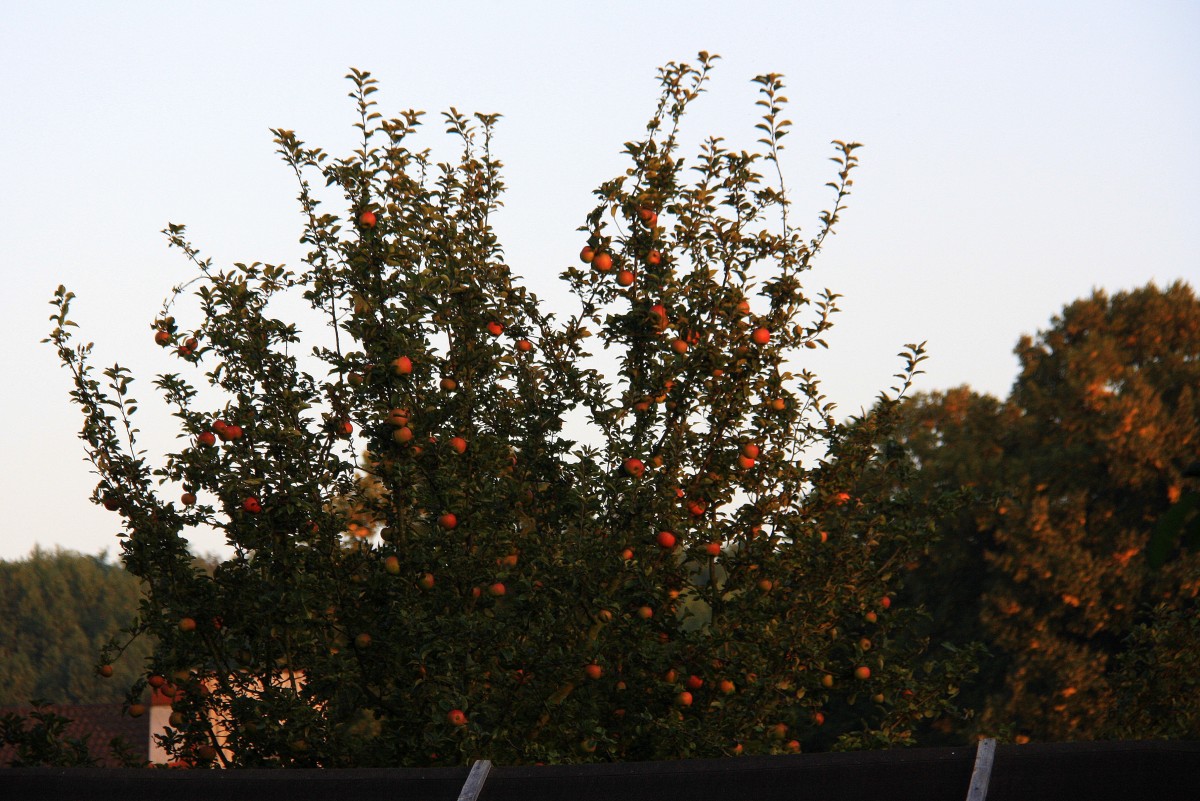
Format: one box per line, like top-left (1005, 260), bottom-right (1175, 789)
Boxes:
top-left (2, 740), bottom-right (1197, 801)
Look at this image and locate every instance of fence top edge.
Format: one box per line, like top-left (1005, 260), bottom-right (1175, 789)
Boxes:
top-left (1, 740), bottom-right (1195, 779)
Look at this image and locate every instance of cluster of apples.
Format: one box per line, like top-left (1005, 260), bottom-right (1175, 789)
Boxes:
top-left (579, 205), bottom-right (663, 289)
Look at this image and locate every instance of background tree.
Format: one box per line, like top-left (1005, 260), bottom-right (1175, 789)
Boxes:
top-left (46, 56), bottom-right (977, 766)
top-left (890, 281), bottom-right (1200, 742)
top-left (0, 548), bottom-right (151, 706)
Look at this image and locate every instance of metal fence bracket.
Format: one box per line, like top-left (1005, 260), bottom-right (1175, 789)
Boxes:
top-left (965, 738), bottom-right (997, 801)
top-left (457, 758), bottom-right (493, 801)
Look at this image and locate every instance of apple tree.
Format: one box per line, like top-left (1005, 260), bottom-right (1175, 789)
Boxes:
top-left (47, 55), bottom-right (977, 766)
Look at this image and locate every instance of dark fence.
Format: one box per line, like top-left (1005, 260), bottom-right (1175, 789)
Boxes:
top-left (2, 740), bottom-right (1197, 801)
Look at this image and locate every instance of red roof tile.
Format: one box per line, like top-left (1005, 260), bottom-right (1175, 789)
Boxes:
top-left (0, 703), bottom-right (147, 767)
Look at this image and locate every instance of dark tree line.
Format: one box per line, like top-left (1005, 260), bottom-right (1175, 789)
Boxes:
top-left (0, 548), bottom-right (151, 706)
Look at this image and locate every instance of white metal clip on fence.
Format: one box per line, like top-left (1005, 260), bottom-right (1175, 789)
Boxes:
top-left (457, 758), bottom-right (494, 801)
top-left (965, 738), bottom-right (997, 801)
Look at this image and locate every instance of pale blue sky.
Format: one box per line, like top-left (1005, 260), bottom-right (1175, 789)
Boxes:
top-left (1, 1), bottom-right (1196, 559)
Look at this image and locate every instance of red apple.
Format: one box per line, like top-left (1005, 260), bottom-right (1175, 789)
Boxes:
top-left (418, 573), bottom-right (435, 590)
top-left (686, 674), bottom-right (703, 690)
top-left (584, 664), bottom-right (603, 680)
top-left (181, 492), bottom-right (197, 506)
top-left (486, 321), bottom-right (504, 336)
top-left (242, 497), bottom-right (262, 514)
top-left (448, 709), bottom-right (467, 726)
top-left (649, 304), bottom-right (669, 332)
top-left (359, 210), bottom-right (377, 228)
top-left (197, 431), bottom-right (216, 447)
top-left (623, 458), bottom-right (645, 478)
top-left (592, 252), bottom-right (613, 273)
top-left (705, 542), bottom-right (721, 557)
top-left (751, 327), bottom-right (771, 345)
top-left (579, 246), bottom-right (595, 263)
top-left (98, 664), bottom-right (114, 678)
top-left (676, 691), bottom-right (693, 707)
top-left (155, 330), bottom-right (171, 346)
top-left (392, 355), bottom-right (413, 375)
top-left (741, 443), bottom-right (760, 459)
top-left (438, 512), bottom-right (458, 530)
top-left (854, 666), bottom-right (871, 680)
top-left (646, 250), bottom-right (662, 266)
top-left (516, 339), bottom-right (533, 352)
top-left (616, 269), bottom-right (635, 287)
top-left (354, 633), bottom-right (371, 649)
top-left (488, 582), bottom-right (506, 597)
top-left (449, 436), bottom-right (468, 454)
top-left (656, 530), bottom-right (677, 549)
top-left (383, 555), bottom-right (401, 575)
top-left (179, 617), bottom-right (197, 632)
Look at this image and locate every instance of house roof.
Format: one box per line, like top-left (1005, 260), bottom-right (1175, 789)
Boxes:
top-left (0, 703), bottom-right (147, 767)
